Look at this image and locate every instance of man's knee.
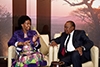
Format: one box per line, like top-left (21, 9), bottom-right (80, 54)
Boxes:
top-left (71, 51), bottom-right (80, 60)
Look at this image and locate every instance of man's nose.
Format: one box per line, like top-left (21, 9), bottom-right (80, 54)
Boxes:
top-left (28, 24), bottom-right (31, 27)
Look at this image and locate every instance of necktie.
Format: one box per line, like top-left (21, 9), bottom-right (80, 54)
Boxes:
top-left (61, 34), bottom-right (70, 56)
top-left (65, 34), bottom-right (70, 52)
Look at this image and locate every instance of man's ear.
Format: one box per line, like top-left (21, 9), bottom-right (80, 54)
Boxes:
top-left (72, 26), bottom-right (74, 30)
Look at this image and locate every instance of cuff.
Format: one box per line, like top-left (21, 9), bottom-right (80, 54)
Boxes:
top-left (15, 42), bottom-right (18, 47)
top-left (35, 41), bottom-right (39, 47)
top-left (81, 46), bottom-right (86, 51)
top-left (49, 41), bottom-right (55, 45)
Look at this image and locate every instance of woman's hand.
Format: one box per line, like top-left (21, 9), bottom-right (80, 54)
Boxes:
top-left (24, 40), bottom-right (30, 46)
top-left (32, 34), bottom-right (39, 43)
top-left (17, 40), bottom-right (30, 46)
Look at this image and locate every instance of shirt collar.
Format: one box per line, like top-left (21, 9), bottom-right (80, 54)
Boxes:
top-left (70, 30), bottom-right (75, 36)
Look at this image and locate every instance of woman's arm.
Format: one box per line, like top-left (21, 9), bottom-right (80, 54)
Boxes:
top-left (8, 32), bottom-right (17, 47)
top-left (31, 31), bottom-right (41, 49)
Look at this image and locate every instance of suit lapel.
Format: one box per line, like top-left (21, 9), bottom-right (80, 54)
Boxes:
top-left (73, 30), bottom-right (78, 48)
top-left (62, 33), bottom-right (68, 47)
top-left (60, 33), bottom-right (68, 52)
top-left (72, 30), bottom-right (80, 48)
top-left (18, 30), bottom-right (24, 41)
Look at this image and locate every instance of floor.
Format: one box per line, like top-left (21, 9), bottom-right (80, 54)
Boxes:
top-left (0, 58), bottom-right (8, 67)
top-left (0, 58), bottom-right (100, 67)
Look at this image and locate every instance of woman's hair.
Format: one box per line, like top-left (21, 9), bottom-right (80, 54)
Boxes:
top-left (18, 15), bottom-right (31, 29)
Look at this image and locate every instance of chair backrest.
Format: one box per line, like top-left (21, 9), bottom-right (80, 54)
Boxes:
top-left (40, 34), bottom-right (49, 46)
top-left (90, 46), bottom-right (99, 67)
top-left (54, 33), bottom-right (99, 67)
top-left (39, 34), bottom-right (49, 55)
top-left (32, 27), bottom-right (49, 55)
top-left (54, 33), bottom-right (61, 39)
top-left (54, 33), bottom-right (62, 49)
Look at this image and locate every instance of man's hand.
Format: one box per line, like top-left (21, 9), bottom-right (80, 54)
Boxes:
top-left (49, 41), bottom-right (58, 47)
top-left (74, 47), bottom-right (83, 56)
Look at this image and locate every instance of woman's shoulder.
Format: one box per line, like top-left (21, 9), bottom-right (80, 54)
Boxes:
top-left (29, 30), bottom-right (36, 32)
top-left (28, 30), bottom-right (37, 35)
top-left (14, 29), bottom-right (22, 34)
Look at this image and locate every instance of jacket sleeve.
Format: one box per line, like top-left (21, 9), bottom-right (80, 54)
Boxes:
top-left (30, 31), bottom-right (41, 49)
top-left (81, 30), bottom-right (94, 51)
top-left (51, 33), bottom-right (64, 44)
top-left (8, 32), bottom-right (17, 47)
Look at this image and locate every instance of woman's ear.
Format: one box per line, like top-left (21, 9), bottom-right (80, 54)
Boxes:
top-left (21, 24), bottom-right (23, 27)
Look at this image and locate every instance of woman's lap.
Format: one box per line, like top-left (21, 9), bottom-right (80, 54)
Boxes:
top-left (12, 52), bottom-right (47, 67)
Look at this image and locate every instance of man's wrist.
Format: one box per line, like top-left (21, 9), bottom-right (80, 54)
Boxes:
top-left (81, 46), bottom-right (86, 51)
top-left (49, 41), bottom-right (55, 45)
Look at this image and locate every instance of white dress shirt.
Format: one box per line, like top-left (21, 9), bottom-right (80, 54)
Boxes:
top-left (64, 30), bottom-right (75, 52)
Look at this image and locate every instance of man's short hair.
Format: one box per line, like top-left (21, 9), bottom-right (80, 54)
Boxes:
top-left (66, 21), bottom-right (75, 29)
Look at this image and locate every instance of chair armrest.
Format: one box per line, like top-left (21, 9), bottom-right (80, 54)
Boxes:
top-left (48, 46), bottom-right (54, 66)
top-left (39, 34), bottom-right (49, 55)
top-left (53, 46), bottom-right (60, 61)
top-left (40, 34), bottom-right (49, 47)
top-left (8, 46), bottom-right (16, 67)
top-left (91, 46), bottom-right (99, 67)
top-left (53, 33), bottom-right (61, 62)
top-left (54, 46), bottom-right (59, 61)
top-left (33, 27), bottom-right (49, 55)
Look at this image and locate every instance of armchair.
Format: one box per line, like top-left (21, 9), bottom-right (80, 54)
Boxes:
top-left (8, 27), bottom-right (53, 67)
top-left (8, 34), bottom-right (53, 67)
top-left (52, 33), bottom-right (99, 67)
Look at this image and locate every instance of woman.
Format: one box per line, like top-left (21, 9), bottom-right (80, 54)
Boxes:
top-left (8, 15), bottom-right (47, 67)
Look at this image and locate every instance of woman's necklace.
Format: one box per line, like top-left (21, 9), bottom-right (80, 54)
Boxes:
top-left (24, 33), bottom-right (28, 38)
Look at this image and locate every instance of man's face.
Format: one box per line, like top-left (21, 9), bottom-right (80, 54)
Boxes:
top-left (64, 22), bottom-right (74, 34)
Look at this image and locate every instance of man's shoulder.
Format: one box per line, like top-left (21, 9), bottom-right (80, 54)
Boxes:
top-left (75, 30), bottom-right (84, 31)
top-left (60, 32), bottom-right (68, 37)
top-left (74, 30), bottom-right (86, 35)
top-left (75, 30), bottom-right (85, 33)
top-left (28, 30), bottom-right (37, 35)
top-left (28, 30), bottom-right (37, 33)
top-left (61, 32), bottom-right (66, 35)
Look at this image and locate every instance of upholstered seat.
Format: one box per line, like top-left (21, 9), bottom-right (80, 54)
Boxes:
top-left (51, 33), bottom-right (99, 67)
top-left (8, 34), bottom-right (54, 67)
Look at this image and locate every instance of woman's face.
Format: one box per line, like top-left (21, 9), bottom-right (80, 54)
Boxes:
top-left (21, 20), bottom-right (31, 31)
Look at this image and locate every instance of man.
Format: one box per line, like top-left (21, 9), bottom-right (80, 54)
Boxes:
top-left (50, 21), bottom-right (94, 67)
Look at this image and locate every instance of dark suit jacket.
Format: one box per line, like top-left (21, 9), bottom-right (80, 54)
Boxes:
top-left (53, 30), bottom-right (94, 60)
top-left (8, 29), bottom-right (41, 54)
